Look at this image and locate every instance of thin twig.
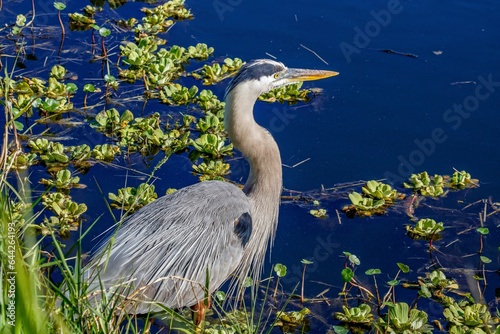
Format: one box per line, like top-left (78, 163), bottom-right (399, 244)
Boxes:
top-left (264, 52), bottom-right (277, 59)
top-left (335, 209), bottom-right (342, 224)
top-left (283, 157), bottom-right (310, 168)
top-left (299, 44), bottom-right (329, 65)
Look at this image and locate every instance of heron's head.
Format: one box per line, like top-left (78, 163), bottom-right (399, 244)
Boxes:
top-left (225, 59), bottom-right (339, 99)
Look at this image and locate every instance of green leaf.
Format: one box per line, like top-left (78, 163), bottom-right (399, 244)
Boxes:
top-left (365, 268), bottom-right (381, 275)
top-left (53, 2), bottom-right (66, 10)
top-left (348, 254), bottom-right (360, 266)
top-left (243, 277), bottom-right (253, 288)
top-left (83, 83), bottom-right (95, 93)
top-left (104, 74), bottom-right (116, 83)
top-left (388, 279), bottom-right (400, 286)
top-left (309, 208), bottom-right (327, 218)
top-left (215, 291), bottom-right (225, 302)
top-left (477, 227), bottom-right (489, 235)
top-left (16, 14), bottom-right (26, 27)
top-left (41, 98), bottom-right (59, 112)
top-left (331, 325), bottom-right (349, 334)
top-left (480, 256), bottom-right (492, 264)
top-left (65, 83), bottom-right (78, 93)
top-left (274, 263), bottom-right (287, 277)
top-left (13, 121), bottom-right (24, 131)
top-left (99, 27), bottom-right (111, 37)
top-left (419, 284), bottom-right (432, 298)
top-left (341, 268), bottom-right (354, 283)
top-left (397, 262), bottom-right (410, 273)
top-left (301, 259), bottom-right (313, 265)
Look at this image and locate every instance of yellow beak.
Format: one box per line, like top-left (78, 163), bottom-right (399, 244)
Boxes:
top-left (283, 68), bottom-right (339, 82)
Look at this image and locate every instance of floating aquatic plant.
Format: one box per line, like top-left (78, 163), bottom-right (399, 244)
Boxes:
top-left (196, 113), bottom-right (225, 135)
top-left (192, 160), bottom-right (230, 181)
top-left (275, 308), bottom-right (310, 333)
top-left (6, 151), bottom-right (37, 170)
top-left (41, 192), bottom-right (87, 238)
top-left (108, 183), bottom-right (158, 212)
top-left (92, 144), bottom-right (120, 162)
top-left (191, 58), bottom-right (244, 85)
top-left (374, 302), bottom-right (433, 334)
top-left (190, 134), bottom-right (233, 160)
top-left (343, 191), bottom-right (385, 217)
top-left (334, 304), bottom-right (374, 330)
top-left (40, 169), bottom-right (82, 191)
top-left (90, 108), bottom-right (135, 133)
top-left (403, 170), bottom-right (478, 197)
top-left (309, 208), bottom-right (328, 218)
top-left (259, 82), bottom-right (312, 103)
top-left (11, 14), bottom-right (26, 35)
top-left (444, 302), bottom-right (495, 333)
top-left (416, 270), bottom-right (458, 305)
top-left (160, 83), bottom-right (198, 105)
top-left (343, 180), bottom-right (405, 218)
top-left (38, 142), bottom-right (69, 170)
top-left (137, 0), bottom-right (193, 37)
top-left (406, 218), bottom-right (444, 241)
top-left (91, 110), bottom-right (191, 155)
top-left (450, 170), bottom-right (477, 189)
top-left (68, 12), bottom-right (96, 31)
top-left (196, 89), bottom-right (225, 114)
top-left (362, 180), bottom-right (401, 203)
top-left (348, 192), bottom-right (385, 210)
top-left (404, 171), bottom-right (445, 197)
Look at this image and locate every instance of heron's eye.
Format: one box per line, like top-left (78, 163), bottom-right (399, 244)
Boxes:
top-left (273, 73), bottom-right (280, 79)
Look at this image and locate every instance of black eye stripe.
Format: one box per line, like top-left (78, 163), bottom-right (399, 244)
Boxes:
top-left (225, 59), bottom-right (286, 98)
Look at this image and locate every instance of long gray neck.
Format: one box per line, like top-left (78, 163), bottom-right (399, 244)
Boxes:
top-left (224, 84), bottom-right (282, 284)
top-left (224, 86), bottom-right (282, 208)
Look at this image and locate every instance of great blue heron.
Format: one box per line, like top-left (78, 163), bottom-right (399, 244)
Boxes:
top-left (86, 59), bottom-right (338, 324)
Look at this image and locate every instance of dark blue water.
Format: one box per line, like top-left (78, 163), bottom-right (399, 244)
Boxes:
top-left (2, 0), bottom-right (499, 332)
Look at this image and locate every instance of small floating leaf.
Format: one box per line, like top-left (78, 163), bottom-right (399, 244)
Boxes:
top-left (309, 208), bottom-right (327, 218)
top-left (365, 268), bottom-right (381, 275)
top-left (476, 227), bottom-right (489, 235)
top-left (388, 279), bottom-right (400, 286)
top-left (348, 254), bottom-right (360, 266)
top-left (274, 263), bottom-right (287, 277)
top-left (480, 256), bottom-right (491, 264)
top-left (99, 27), bottom-right (111, 37)
top-left (397, 262), bottom-right (410, 273)
top-left (341, 268), bottom-right (354, 283)
top-left (54, 2), bottom-right (66, 11)
top-left (83, 83), bottom-right (96, 93)
top-left (331, 326), bottom-right (349, 334)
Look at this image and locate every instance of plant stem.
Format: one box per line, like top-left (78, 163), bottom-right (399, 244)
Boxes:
top-left (301, 264), bottom-right (306, 303)
top-left (101, 36), bottom-right (107, 58)
top-left (372, 275), bottom-right (381, 315)
top-left (24, 0), bottom-right (36, 28)
top-left (58, 10), bottom-right (65, 35)
top-left (273, 276), bottom-right (280, 300)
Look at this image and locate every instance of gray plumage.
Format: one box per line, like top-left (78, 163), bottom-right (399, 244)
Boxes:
top-left (85, 59), bottom-right (338, 314)
top-left (87, 181), bottom-right (250, 312)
